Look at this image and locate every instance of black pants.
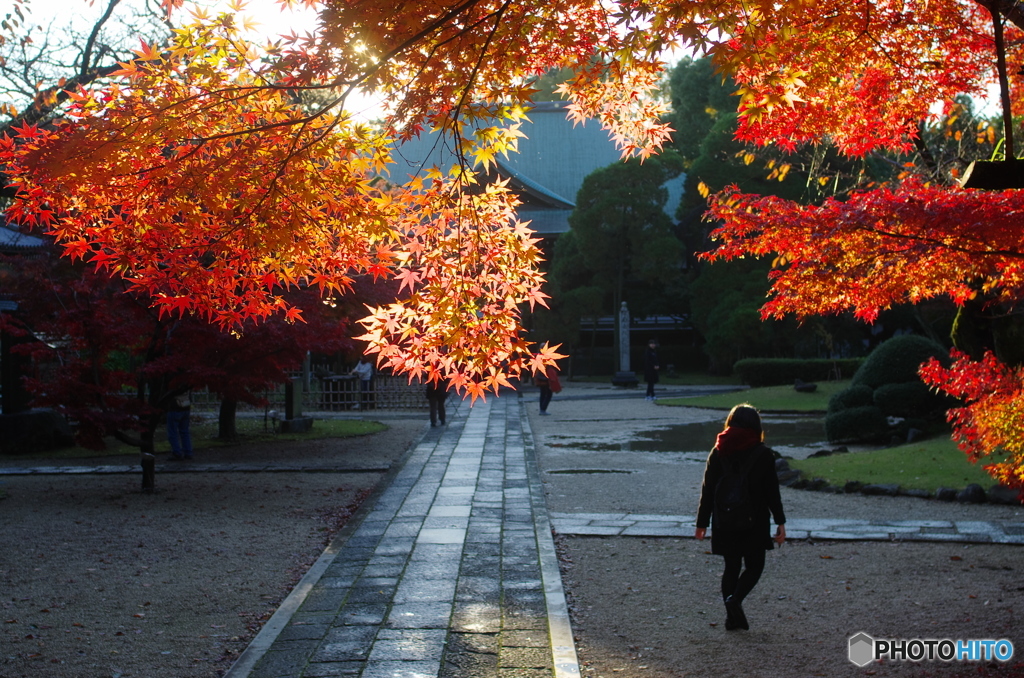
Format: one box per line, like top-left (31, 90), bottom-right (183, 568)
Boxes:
top-left (721, 550), bottom-right (766, 602)
top-left (428, 394), bottom-right (446, 425)
top-left (539, 385), bottom-right (553, 412)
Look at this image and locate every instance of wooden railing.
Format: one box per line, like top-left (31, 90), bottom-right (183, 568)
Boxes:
top-left (188, 374), bottom-right (429, 413)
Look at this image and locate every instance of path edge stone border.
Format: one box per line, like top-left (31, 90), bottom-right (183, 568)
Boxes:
top-left (222, 421), bottom-right (431, 677)
top-left (520, 396), bottom-right (582, 678)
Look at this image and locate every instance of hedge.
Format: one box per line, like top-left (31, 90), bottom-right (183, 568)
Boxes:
top-left (872, 381), bottom-right (944, 419)
top-left (852, 334), bottom-right (948, 388)
top-left (733, 358), bottom-right (865, 387)
top-left (824, 405), bottom-right (889, 443)
top-left (828, 384), bottom-right (874, 413)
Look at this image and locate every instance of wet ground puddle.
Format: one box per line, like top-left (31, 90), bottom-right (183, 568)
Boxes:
top-left (545, 414), bottom-right (828, 454)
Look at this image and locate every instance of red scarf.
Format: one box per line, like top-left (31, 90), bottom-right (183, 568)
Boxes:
top-left (715, 426), bottom-right (761, 457)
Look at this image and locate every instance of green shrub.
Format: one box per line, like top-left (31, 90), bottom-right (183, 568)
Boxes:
top-left (852, 335), bottom-right (948, 388)
top-left (824, 405), bottom-right (889, 443)
top-left (827, 384), bottom-right (874, 413)
top-left (872, 381), bottom-right (944, 418)
top-left (733, 358), bottom-right (865, 387)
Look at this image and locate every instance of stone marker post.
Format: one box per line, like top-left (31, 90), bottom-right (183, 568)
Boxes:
top-left (612, 301), bottom-right (638, 387)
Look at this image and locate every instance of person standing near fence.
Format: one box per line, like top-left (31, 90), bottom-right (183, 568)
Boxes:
top-left (425, 376), bottom-right (450, 427)
top-left (165, 391), bottom-right (193, 460)
top-left (350, 358), bottom-right (374, 410)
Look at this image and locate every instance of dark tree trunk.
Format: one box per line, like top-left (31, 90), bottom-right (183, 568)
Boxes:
top-left (218, 398), bottom-right (238, 440)
top-left (139, 415), bottom-right (157, 454)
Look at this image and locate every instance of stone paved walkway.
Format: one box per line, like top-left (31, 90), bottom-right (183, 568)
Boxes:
top-left (224, 395), bottom-right (578, 678)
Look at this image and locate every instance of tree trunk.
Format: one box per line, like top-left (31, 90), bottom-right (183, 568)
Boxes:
top-left (218, 398), bottom-right (238, 440)
top-left (139, 416), bottom-right (157, 454)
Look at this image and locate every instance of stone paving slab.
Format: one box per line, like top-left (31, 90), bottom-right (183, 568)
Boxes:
top-left (550, 512), bottom-right (1024, 544)
top-left (224, 396), bottom-right (580, 678)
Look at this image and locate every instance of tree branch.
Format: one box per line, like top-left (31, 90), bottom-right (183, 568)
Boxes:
top-left (80, 0), bottom-right (122, 78)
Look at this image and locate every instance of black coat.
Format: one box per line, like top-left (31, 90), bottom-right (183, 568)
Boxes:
top-left (696, 443), bottom-right (786, 555)
top-left (643, 347), bottom-right (659, 383)
top-left (426, 378), bottom-right (450, 400)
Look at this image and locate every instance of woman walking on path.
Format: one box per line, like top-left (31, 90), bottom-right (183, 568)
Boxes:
top-left (695, 404), bottom-right (786, 630)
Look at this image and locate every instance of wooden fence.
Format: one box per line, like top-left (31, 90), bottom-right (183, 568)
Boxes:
top-left (188, 374), bottom-right (429, 413)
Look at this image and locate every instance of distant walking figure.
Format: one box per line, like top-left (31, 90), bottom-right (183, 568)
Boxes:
top-left (426, 377), bottom-right (451, 427)
top-left (695, 404), bottom-right (786, 630)
top-left (535, 364), bottom-right (561, 415)
top-left (643, 339), bottom-right (659, 400)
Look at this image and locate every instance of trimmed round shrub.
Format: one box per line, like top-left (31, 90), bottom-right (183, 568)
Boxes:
top-left (828, 384), bottom-right (874, 414)
top-left (872, 381), bottom-right (944, 418)
top-left (851, 334), bottom-right (949, 389)
top-left (825, 405), bottom-right (888, 443)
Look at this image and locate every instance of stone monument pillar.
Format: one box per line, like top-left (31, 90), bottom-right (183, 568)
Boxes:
top-left (282, 377), bottom-right (314, 433)
top-left (612, 301), bottom-right (638, 387)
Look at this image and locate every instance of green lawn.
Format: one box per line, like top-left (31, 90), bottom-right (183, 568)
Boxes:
top-left (8, 417), bottom-right (388, 460)
top-left (790, 436), bottom-right (998, 492)
top-left (657, 380), bottom-right (848, 412)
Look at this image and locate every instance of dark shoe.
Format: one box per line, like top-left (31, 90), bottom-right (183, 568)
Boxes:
top-left (725, 596), bottom-right (748, 630)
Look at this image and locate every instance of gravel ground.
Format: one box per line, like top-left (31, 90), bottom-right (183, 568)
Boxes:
top-left (4, 388), bottom-right (1024, 678)
top-left (0, 416), bottom-right (425, 678)
top-left (558, 537), bottom-right (1023, 678)
top-left (529, 385), bottom-right (1024, 678)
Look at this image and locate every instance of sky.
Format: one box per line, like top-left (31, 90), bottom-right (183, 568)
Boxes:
top-left (23, 0), bottom-right (317, 35)
top-left (15, 0), bottom-right (390, 117)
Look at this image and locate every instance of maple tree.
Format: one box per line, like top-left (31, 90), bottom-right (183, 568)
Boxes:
top-left (1, 240), bottom-right (369, 450)
top-left (692, 1), bottom-right (1024, 492)
top-left (0, 0), bottom-right (1023, 470)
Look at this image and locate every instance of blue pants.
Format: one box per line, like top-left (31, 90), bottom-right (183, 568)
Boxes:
top-left (167, 410), bottom-right (192, 457)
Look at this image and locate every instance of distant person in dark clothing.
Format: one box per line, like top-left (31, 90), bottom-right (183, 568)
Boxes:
top-left (535, 364), bottom-right (561, 415)
top-left (426, 377), bottom-right (450, 427)
top-left (643, 339), bottom-right (660, 400)
top-left (695, 404), bottom-right (786, 630)
top-left (166, 391), bottom-right (193, 460)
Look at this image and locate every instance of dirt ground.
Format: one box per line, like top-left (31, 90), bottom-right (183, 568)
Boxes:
top-left (528, 385), bottom-right (1024, 678)
top-left (0, 416), bottom-right (425, 678)
top-left (2, 393), bottom-right (1023, 678)
top-left (558, 536), bottom-right (1024, 678)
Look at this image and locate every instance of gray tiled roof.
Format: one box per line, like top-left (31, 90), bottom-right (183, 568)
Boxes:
top-left (385, 103), bottom-right (685, 235)
top-left (385, 102), bottom-right (628, 235)
top-left (0, 225), bottom-right (45, 251)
